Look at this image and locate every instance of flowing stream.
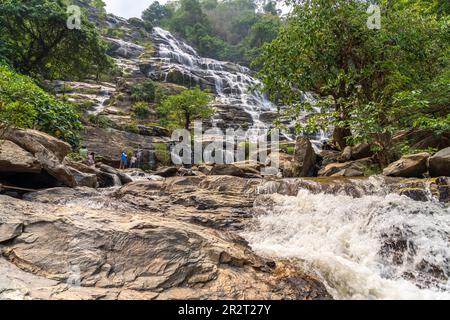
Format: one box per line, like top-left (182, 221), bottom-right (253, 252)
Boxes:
top-left (243, 177), bottom-right (450, 299)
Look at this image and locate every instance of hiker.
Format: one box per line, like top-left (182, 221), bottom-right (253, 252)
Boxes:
top-left (136, 148), bottom-right (143, 168)
top-left (130, 153), bottom-right (137, 168)
top-left (119, 151), bottom-right (128, 169)
top-left (87, 152), bottom-right (95, 166)
top-left (79, 146), bottom-right (88, 159)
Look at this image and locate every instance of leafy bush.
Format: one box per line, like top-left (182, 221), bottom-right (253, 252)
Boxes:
top-left (0, 65), bottom-right (83, 147)
top-left (154, 142), bottom-right (171, 166)
top-left (131, 80), bottom-right (156, 103)
top-left (124, 122), bottom-right (140, 134)
top-left (132, 102), bottom-right (151, 119)
top-left (88, 114), bottom-right (112, 129)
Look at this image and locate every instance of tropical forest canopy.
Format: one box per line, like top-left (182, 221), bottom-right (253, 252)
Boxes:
top-left (141, 0), bottom-right (282, 66)
top-left (257, 0), bottom-right (449, 165)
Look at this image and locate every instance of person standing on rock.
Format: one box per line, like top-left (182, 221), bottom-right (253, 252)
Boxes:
top-left (120, 151), bottom-right (128, 170)
top-left (130, 153), bottom-right (137, 168)
top-left (88, 152), bottom-right (95, 166)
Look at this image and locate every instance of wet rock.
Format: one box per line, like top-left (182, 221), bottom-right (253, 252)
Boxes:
top-left (105, 37), bottom-right (145, 59)
top-left (0, 140), bottom-right (42, 173)
top-left (399, 188), bottom-right (429, 202)
top-left (429, 147), bottom-right (450, 177)
top-left (383, 153), bottom-right (430, 178)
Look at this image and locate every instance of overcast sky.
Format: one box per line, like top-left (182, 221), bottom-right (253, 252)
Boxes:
top-left (104, 0), bottom-right (289, 19)
top-left (104, 0), bottom-right (165, 19)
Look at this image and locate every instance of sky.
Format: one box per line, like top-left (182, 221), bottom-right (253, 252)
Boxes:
top-left (104, 0), bottom-right (290, 19)
top-left (104, 0), bottom-right (165, 19)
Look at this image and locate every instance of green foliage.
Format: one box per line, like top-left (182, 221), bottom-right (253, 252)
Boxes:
top-left (154, 142), bottom-right (172, 166)
top-left (88, 114), bottom-right (112, 128)
top-left (142, 1), bottom-right (173, 27)
top-left (124, 122), bottom-right (140, 134)
top-left (257, 0), bottom-right (449, 165)
top-left (132, 102), bottom-right (151, 120)
top-left (142, 0), bottom-right (281, 66)
top-left (131, 80), bottom-right (156, 103)
top-left (157, 87), bottom-right (214, 129)
top-left (0, 0), bottom-right (112, 80)
top-left (0, 65), bottom-right (82, 147)
top-left (0, 101), bottom-right (38, 129)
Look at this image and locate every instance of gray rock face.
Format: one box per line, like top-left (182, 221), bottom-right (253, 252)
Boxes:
top-left (105, 37), bottom-right (145, 59)
top-left (4, 129), bottom-right (76, 187)
top-left (0, 176), bottom-right (332, 300)
top-left (429, 147), bottom-right (450, 177)
top-left (294, 137), bottom-right (317, 177)
top-left (383, 153), bottom-right (430, 178)
top-left (0, 140), bottom-right (42, 173)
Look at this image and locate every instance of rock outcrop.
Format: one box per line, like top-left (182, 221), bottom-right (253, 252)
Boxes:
top-left (0, 140), bottom-right (42, 173)
top-left (383, 153), bottom-right (430, 178)
top-left (294, 137), bottom-right (317, 177)
top-left (0, 176), bottom-right (332, 300)
top-left (2, 129), bottom-right (76, 187)
top-left (318, 158), bottom-right (372, 177)
top-left (429, 147), bottom-right (450, 177)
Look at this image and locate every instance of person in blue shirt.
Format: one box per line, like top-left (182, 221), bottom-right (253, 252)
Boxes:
top-left (119, 151), bottom-right (128, 169)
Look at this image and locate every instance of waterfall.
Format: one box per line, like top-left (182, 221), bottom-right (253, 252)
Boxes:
top-left (243, 178), bottom-right (450, 299)
top-left (150, 27), bottom-right (277, 135)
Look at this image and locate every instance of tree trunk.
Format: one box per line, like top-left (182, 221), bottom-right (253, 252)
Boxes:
top-left (185, 112), bottom-right (190, 130)
top-left (332, 126), bottom-right (352, 150)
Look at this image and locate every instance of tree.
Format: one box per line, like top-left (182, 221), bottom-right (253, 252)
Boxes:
top-left (0, 65), bottom-right (83, 147)
top-left (0, 0), bottom-right (111, 80)
top-left (257, 0), bottom-right (448, 165)
top-left (158, 87), bottom-right (214, 130)
top-left (142, 1), bottom-right (173, 27)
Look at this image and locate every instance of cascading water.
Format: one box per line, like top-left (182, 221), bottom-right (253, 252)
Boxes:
top-left (243, 177), bottom-right (450, 299)
top-left (150, 27), bottom-right (277, 135)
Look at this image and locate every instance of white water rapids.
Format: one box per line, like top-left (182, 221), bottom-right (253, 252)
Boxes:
top-left (243, 178), bottom-right (450, 300)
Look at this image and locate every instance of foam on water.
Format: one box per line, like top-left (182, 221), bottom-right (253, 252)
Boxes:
top-left (243, 188), bottom-right (450, 299)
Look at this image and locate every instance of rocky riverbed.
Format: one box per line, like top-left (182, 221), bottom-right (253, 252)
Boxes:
top-left (1, 171), bottom-right (449, 300)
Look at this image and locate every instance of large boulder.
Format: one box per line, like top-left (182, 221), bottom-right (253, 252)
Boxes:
top-left (294, 137), bottom-right (317, 177)
top-left (97, 163), bottom-right (133, 185)
top-left (337, 143), bottom-right (372, 163)
top-left (429, 147), bottom-right (450, 177)
top-left (6, 129), bottom-right (76, 187)
top-left (0, 140), bottom-right (42, 173)
top-left (67, 167), bottom-right (98, 188)
top-left (318, 158), bottom-right (372, 177)
top-left (383, 153), bottom-right (430, 178)
top-left (351, 143), bottom-right (373, 160)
